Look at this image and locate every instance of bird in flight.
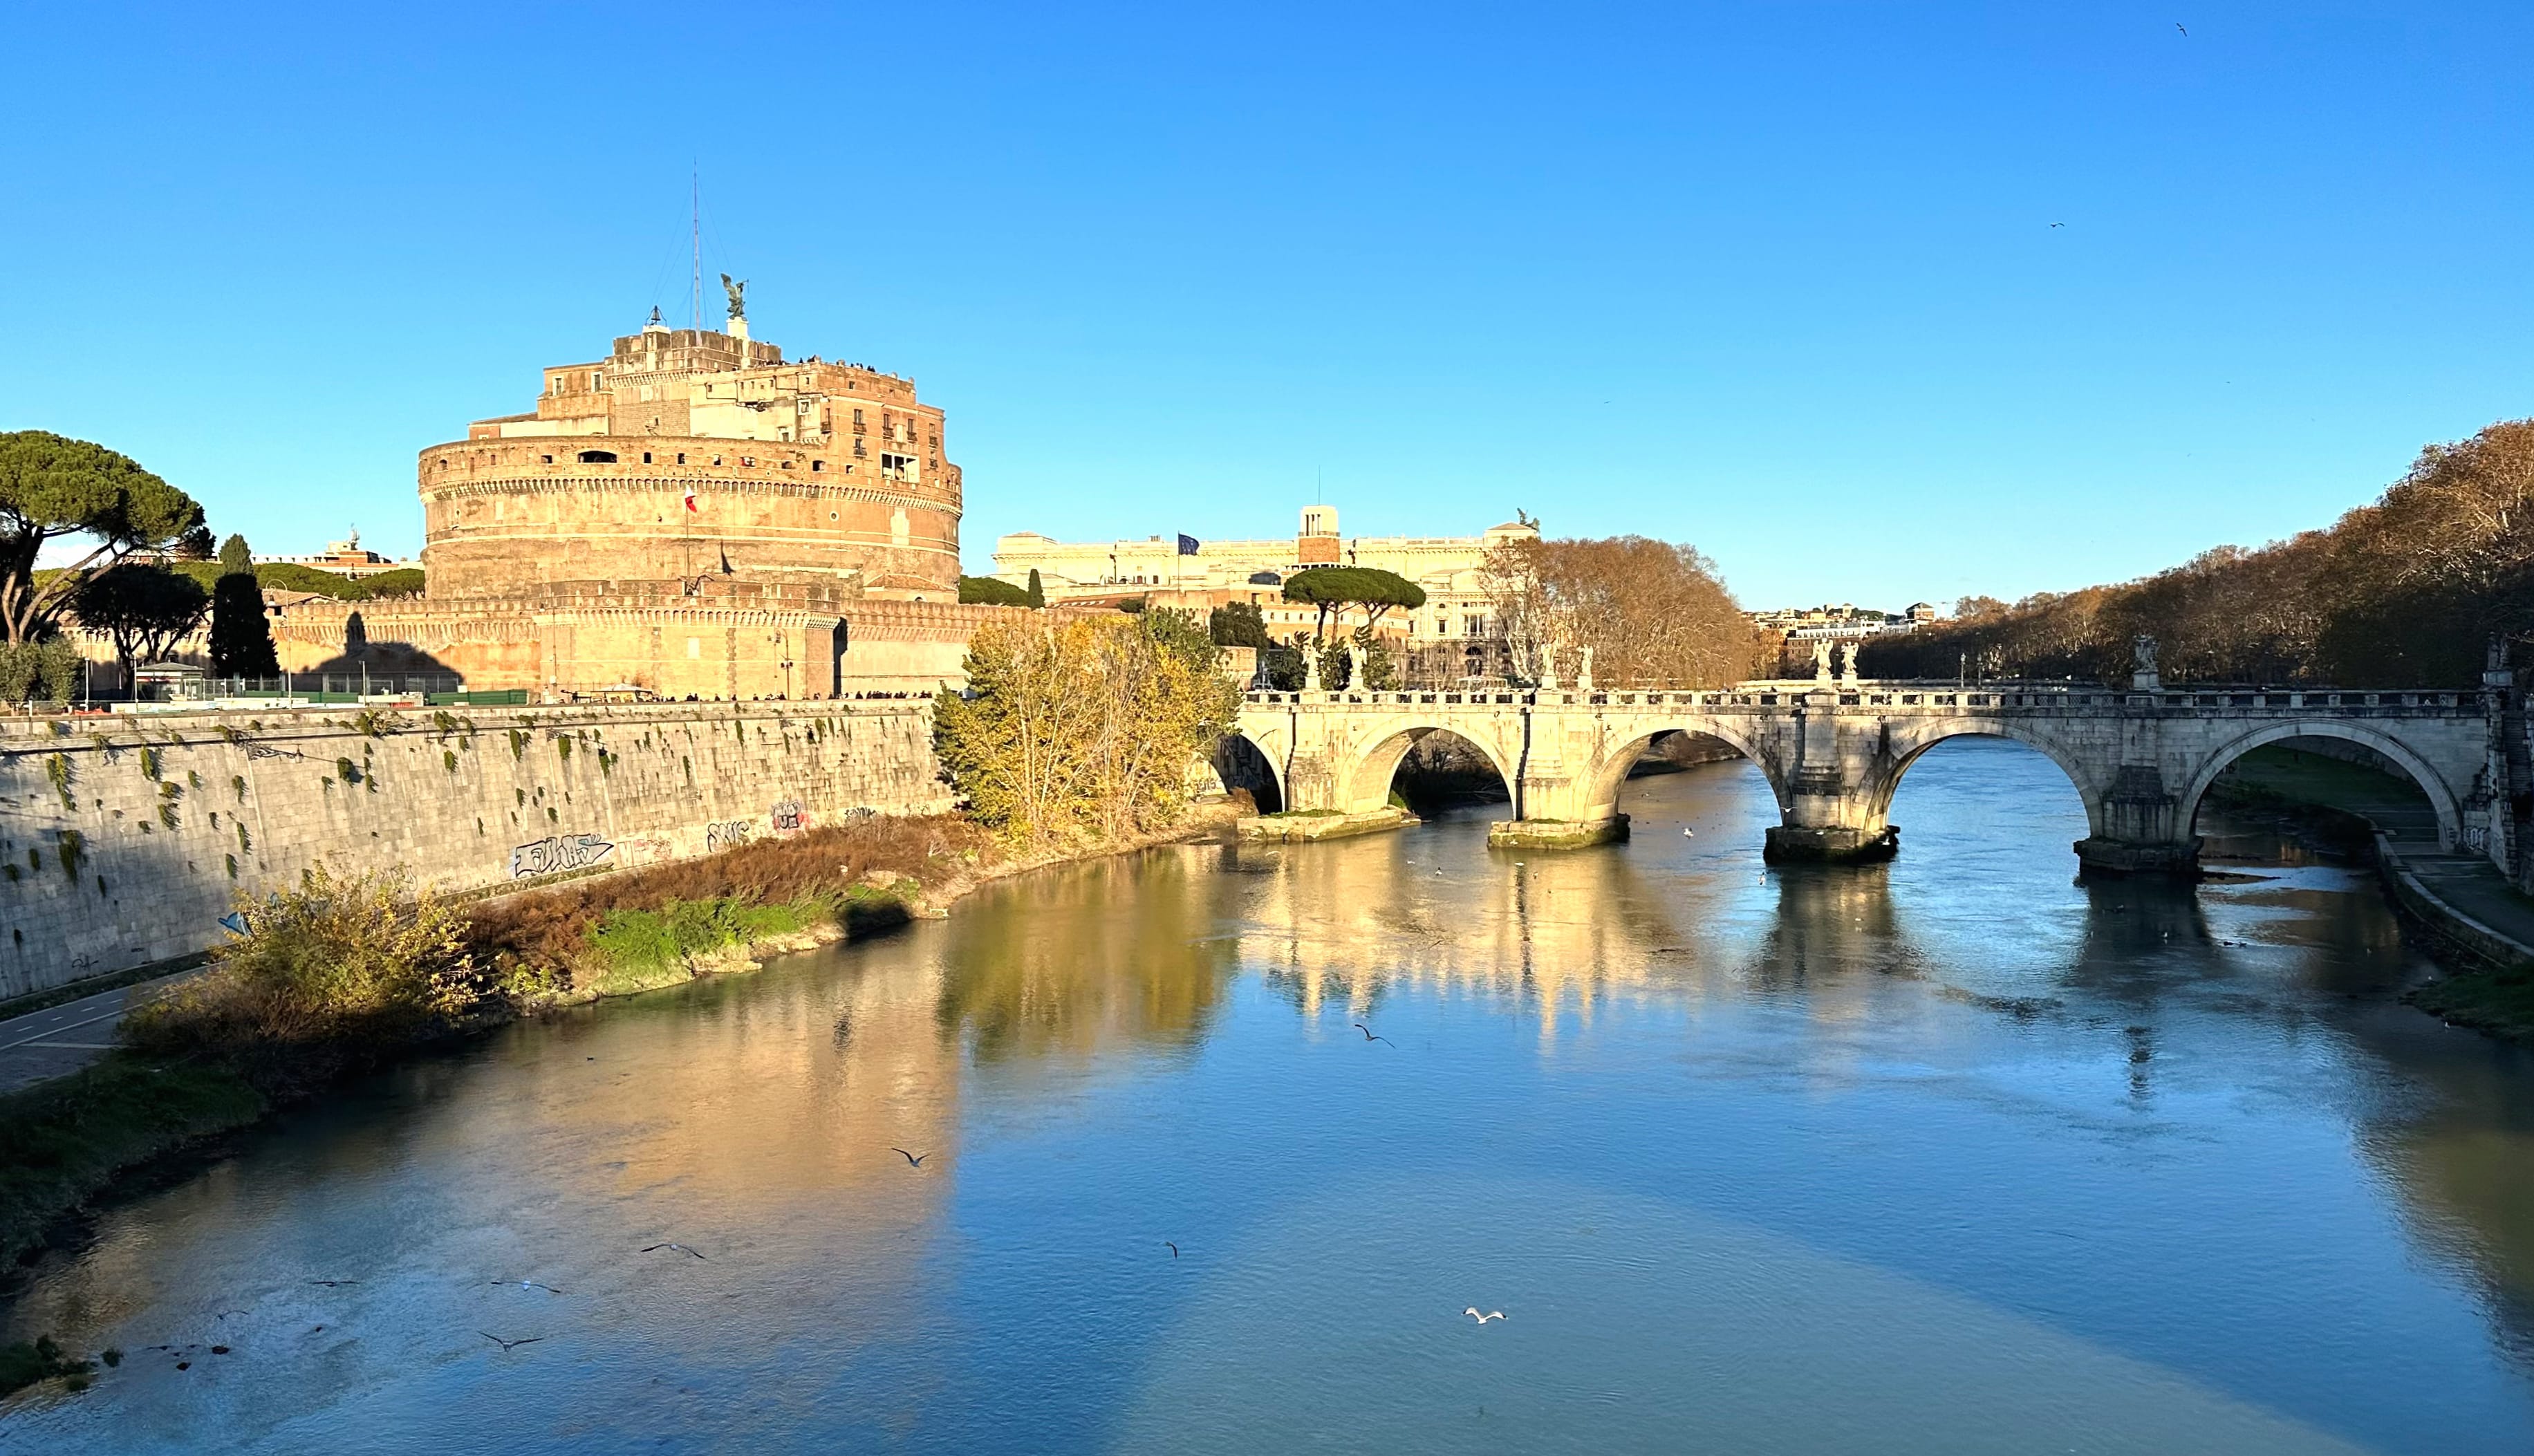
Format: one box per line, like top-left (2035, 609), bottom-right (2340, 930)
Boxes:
top-left (480, 1332), bottom-right (543, 1353)
top-left (1682, 826), bottom-right (1696, 837)
top-left (1463, 1307), bottom-right (1507, 1324)
top-left (1165, 1242), bottom-right (1180, 1258)
top-left (2049, 222), bottom-right (2065, 228)
top-left (307, 1279), bottom-right (359, 1288)
top-left (1354, 1023), bottom-right (1394, 1046)
top-left (490, 1280), bottom-right (565, 1295)
top-left (2175, 21), bottom-right (2187, 35)
top-left (892, 1147), bottom-right (931, 1168)
top-left (642, 1242), bottom-right (709, 1260)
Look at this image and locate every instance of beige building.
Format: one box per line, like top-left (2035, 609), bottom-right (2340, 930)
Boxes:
top-left (992, 507), bottom-right (1538, 678)
top-left (257, 531), bottom-right (419, 579)
top-left (267, 300), bottom-right (1030, 699)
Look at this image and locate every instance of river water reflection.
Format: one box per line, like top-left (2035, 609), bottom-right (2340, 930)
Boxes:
top-left (6, 738), bottom-right (2533, 1453)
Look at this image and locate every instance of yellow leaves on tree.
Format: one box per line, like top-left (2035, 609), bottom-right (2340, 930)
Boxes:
top-left (933, 611), bottom-right (1242, 847)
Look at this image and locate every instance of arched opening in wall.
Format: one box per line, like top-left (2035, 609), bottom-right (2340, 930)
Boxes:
top-left (1881, 734), bottom-right (2091, 867)
top-left (1213, 735), bottom-right (1283, 815)
top-left (2191, 737), bottom-right (2444, 864)
top-left (1386, 729), bottom-right (1511, 816)
top-left (1574, 724), bottom-right (1776, 828)
top-left (1625, 729), bottom-right (1744, 782)
top-left (577, 449), bottom-right (619, 464)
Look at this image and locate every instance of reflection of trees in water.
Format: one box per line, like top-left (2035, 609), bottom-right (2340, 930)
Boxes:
top-left (935, 851), bottom-right (1240, 1062)
top-left (2345, 1025), bottom-right (2534, 1369)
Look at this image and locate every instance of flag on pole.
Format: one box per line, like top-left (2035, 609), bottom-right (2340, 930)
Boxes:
top-left (682, 488), bottom-right (699, 513)
top-left (1176, 533), bottom-right (1200, 555)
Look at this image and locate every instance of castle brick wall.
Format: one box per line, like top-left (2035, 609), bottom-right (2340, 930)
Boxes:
top-left (0, 699), bottom-right (951, 996)
top-left (271, 597), bottom-right (1090, 700)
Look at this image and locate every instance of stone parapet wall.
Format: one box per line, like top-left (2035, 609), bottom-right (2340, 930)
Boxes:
top-left (0, 700), bottom-right (951, 996)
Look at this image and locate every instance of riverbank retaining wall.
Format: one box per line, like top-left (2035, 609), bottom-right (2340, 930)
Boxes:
top-left (0, 700), bottom-right (950, 997)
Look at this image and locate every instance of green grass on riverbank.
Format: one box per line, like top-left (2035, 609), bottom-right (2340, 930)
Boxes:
top-left (0, 1054), bottom-right (267, 1269)
top-left (2407, 967), bottom-right (2534, 1046)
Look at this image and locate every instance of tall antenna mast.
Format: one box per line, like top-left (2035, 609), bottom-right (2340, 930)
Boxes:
top-left (690, 166), bottom-right (701, 332)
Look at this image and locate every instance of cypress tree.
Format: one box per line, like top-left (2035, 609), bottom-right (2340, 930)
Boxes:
top-left (1025, 568), bottom-right (1045, 608)
top-left (209, 535), bottom-right (279, 678)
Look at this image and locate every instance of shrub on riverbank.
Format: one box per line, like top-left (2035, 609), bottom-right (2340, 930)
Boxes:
top-left (122, 866), bottom-right (483, 1076)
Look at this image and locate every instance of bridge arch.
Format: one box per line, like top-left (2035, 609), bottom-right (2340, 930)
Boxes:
top-left (1868, 720), bottom-right (2107, 838)
top-left (1576, 718), bottom-right (1784, 823)
top-left (1345, 724), bottom-right (1520, 815)
top-left (2177, 720), bottom-right (2463, 849)
top-left (1212, 731), bottom-right (1285, 814)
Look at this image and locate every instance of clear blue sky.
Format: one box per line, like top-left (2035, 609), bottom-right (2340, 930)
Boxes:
top-left (6, 3), bottom-right (2528, 609)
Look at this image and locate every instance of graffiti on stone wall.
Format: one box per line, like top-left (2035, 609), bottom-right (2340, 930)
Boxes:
top-left (770, 799), bottom-right (808, 834)
top-left (243, 742), bottom-right (306, 761)
top-left (510, 833), bottom-right (616, 879)
top-left (705, 819), bottom-right (754, 852)
top-left (617, 832), bottom-right (674, 865)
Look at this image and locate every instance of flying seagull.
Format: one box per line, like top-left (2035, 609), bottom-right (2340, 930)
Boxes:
top-left (2175, 21), bottom-right (2187, 35)
top-left (1353, 1023), bottom-right (1394, 1046)
top-left (642, 1242), bottom-right (709, 1260)
top-left (490, 1280), bottom-right (565, 1295)
top-left (1463, 1307), bottom-right (1507, 1324)
top-left (481, 1332), bottom-right (544, 1353)
top-left (2049, 222), bottom-right (2065, 228)
top-left (892, 1147), bottom-right (931, 1168)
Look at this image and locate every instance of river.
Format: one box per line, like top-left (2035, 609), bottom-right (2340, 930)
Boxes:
top-left (4, 738), bottom-right (2532, 1453)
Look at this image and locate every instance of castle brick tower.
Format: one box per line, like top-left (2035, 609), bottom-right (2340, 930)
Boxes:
top-left (418, 306), bottom-right (961, 607)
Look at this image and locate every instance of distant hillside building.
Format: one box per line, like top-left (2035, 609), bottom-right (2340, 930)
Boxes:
top-left (1751, 601), bottom-right (1939, 640)
top-left (256, 531), bottom-right (419, 580)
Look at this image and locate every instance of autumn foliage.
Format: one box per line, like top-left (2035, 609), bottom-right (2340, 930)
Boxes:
top-left (1483, 534), bottom-right (1753, 688)
top-left (933, 610), bottom-right (1242, 846)
top-left (1863, 418), bottom-right (2534, 687)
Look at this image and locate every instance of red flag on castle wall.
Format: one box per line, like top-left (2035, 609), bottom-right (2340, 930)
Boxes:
top-left (682, 488), bottom-right (699, 513)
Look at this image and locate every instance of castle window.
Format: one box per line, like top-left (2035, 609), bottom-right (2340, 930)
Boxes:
top-left (810, 460), bottom-right (823, 472)
top-left (740, 456), bottom-right (754, 467)
top-left (590, 371), bottom-right (602, 389)
top-left (853, 441), bottom-right (866, 458)
top-left (677, 453), bottom-right (687, 464)
top-left (577, 449), bottom-right (617, 464)
top-left (642, 451), bottom-right (653, 464)
top-left (541, 454), bottom-right (554, 465)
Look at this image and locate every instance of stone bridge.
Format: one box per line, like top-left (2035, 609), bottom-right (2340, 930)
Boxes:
top-left (1227, 677), bottom-right (2512, 873)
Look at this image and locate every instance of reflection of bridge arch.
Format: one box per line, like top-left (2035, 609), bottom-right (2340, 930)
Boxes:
top-left (1578, 720), bottom-right (1783, 823)
top-left (2177, 720), bottom-right (2464, 848)
top-left (1870, 721), bottom-right (2107, 839)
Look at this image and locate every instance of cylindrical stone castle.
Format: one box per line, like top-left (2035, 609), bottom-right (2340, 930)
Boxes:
top-left (419, 310), bottom-right (961, 607)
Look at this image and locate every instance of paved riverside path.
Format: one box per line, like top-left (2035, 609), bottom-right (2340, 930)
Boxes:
top-left (0, 972), bottom-right (196, 1094)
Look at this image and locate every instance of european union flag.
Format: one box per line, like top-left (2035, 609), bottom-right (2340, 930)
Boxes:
top-left (1176, 534), bottom-right (1200, 555)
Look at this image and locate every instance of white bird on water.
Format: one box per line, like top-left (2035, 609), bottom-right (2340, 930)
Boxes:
top-left (1463, 1307), bottom-right (1507, 1324)
top-left (1682, 827), bottom-right (1695, 837)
